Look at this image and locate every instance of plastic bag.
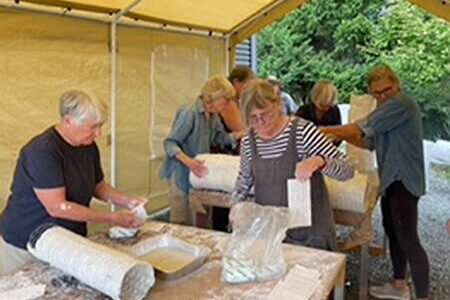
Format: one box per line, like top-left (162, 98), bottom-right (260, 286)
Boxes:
top-left (222, 202), bottom-right (292, 284)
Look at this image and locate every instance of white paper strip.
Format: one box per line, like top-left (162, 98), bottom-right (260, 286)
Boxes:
top-left (267, 265), bottom-right (321, 300)
top-left (287, 179), bottom-right (311, 227)
top-left (0, 284), bottom-right (45, 300)
top-left (132, 204), bottom-right (149, 221)
top-left (28, 226), bottom-right (155, 300)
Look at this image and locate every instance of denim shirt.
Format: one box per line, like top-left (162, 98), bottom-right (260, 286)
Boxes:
top-left (159, 98), bottom-right (236, 193)
top-left (355, 92), bottom-right (425, 197)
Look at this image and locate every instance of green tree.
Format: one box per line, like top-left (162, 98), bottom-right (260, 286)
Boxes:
top-left (257, 0), bottom-right (450, 139)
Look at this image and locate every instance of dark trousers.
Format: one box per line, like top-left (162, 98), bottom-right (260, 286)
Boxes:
top-left (381, 181), bottom-right (429, 298)
top-left (212, 206), bottom-right (230, 232)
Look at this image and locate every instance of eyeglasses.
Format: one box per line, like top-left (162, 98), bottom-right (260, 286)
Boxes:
top-left (249, 110), bottom-right (275, 126)
top-left (370, 86), bottom-right (393, 98)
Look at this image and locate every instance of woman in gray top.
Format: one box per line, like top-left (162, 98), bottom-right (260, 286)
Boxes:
top-left (321, 65), bottom-right (429, 300)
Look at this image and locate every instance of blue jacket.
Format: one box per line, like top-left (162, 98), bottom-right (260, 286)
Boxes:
top-left (159, 98), bottom-right (236, 193)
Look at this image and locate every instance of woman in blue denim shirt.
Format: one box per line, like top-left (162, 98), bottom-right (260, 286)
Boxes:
top-left (160, 76), bottom-right (246, 225)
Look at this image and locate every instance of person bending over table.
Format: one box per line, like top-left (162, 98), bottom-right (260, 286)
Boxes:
top-left (230, 80), bottom-right (353, 251)
top-left (320, 65), bottom-right (429, 300)
top-left (296, 80), bottom-right (341, 128)
top-left (160, 76), bottom-right (246, 226)
top-left (0, 90), bottom-right (146, 275)
top-left (209, 67), bottom-right (255, 232)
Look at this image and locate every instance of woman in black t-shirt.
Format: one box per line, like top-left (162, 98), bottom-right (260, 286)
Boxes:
top-left (0, 90), bottom-right (147, 275)
top-left (296, 80), bottom-right (342, 146)
top-left (296, 80), bottom-right (341, 127)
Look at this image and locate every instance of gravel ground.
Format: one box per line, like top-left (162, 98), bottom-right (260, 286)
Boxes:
top-left (343, 169), bottom-right (450, 300)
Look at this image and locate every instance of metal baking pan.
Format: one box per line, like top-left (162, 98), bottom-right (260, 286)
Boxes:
top-left (129, 234), bottom-right (211, 280)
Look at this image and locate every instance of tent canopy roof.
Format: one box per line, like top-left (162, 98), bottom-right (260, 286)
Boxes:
top-left (19, 0), bottom-right (283, 33)
top-left (4, 0), bottom-right (449, 45)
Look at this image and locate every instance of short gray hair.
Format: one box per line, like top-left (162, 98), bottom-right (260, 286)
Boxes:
top-left (310, 80), bottom-right (338, 108)
top-left (59, 90), bottom-right (107, 124)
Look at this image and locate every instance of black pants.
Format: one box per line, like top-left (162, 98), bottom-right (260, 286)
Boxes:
top-left (212, 206), bottom-right (230, 232)
top-left (381, 181), bottom-right (429, 298)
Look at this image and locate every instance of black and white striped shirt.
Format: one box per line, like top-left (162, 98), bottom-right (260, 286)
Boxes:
top-left (232, 117), bottom-right (354, 202)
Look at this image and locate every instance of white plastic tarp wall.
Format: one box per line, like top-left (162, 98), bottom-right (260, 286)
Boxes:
top-left (150, 45), bottom-right (210, 159)
top-left (0, 9), bottom-right (225, 212)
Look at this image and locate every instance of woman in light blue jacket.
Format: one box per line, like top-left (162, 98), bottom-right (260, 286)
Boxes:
top-left (160, 76), bottom-right (246, 225)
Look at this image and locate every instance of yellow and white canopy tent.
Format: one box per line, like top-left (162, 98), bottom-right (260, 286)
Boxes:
top-left (0, 0), bottom-right (448, 213)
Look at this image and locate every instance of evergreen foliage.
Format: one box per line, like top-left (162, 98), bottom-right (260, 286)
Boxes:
top-left (257, 0), bottom-right (450, 139)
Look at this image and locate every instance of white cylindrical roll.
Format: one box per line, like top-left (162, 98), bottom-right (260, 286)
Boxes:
top-left (27, 225), bottom-right (154, 300)
top-left (189, 154), bottom-right (240, 193)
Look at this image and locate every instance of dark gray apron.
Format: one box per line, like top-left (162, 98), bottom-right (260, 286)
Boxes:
top-left (250, 118), bottom-right (337, 251)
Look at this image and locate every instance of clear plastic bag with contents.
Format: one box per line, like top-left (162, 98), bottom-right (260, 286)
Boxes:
top-left (222, 202), bottom-right (292, 284)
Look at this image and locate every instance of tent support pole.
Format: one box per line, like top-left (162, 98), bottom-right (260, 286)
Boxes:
top-left (109, 21), bottom-right (118, 212)
top-left (225, 35), bottom-right (230, 75)
top-left (109, 0), bottom-right (148, 212)
top-left (110, 21), bottom-right (117, 192)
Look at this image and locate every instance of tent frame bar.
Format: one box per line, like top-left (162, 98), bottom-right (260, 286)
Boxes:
top-left (110, 0), bottom-right (148, 186)
top-left (0, 0), bottom-right (113, 22)
top-left (118, 18), bottom-right (226, 38)
top-left (108, 0), bottom-right (147, 212)
top-left (0, 0), bottom-right (228, 36)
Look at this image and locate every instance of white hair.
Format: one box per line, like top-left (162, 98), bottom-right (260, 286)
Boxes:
top-left (59, 90), bottom-right (107, 125)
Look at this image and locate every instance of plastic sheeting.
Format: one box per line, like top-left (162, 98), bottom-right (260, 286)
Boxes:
top-left (347, 94), bottom-right (377, 174)
top-left (0, 9), bottom-right (226, 212)
top-left (325, 172), bottom-right (369, 214)
top-left (150, 45), bottom-right (209, 159)
top-left (115, 26), bottom-right (225, 207)
top-left (0, 9), bottom-right (110, 211)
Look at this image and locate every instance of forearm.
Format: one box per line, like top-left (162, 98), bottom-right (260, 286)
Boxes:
top-left (94, 181), bottom-right (132, 209)
top-left (175, 152), bottom-right (192, 167)
top-left (347, 137), bottom-right (368, 149)
top-left (48, 201), bottom-right (113, 224)
top-left (231, 188), bottom-right (249, 203)
top-left (322, 124), bottom-right (364, 142)
top-left (232, 146), bottom-right (253, 202)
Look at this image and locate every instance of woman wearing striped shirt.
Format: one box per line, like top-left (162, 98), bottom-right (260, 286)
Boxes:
top-left (231, 80), bottom-right (353, 251)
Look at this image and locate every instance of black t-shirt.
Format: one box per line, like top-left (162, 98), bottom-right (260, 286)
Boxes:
top-left (295, 103), bottom-right (342, 146)
top-left (0, 127), bottom-right (104, 249)
top-left (295, 103), bottom-right (342, 127)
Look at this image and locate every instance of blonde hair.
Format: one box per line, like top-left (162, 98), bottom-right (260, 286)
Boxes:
top-left (201, 76), bottom-right (236, 103)
top-left (59, 90), bottom-right (107, 125)
top-left (367, 65), bottom-right (400, 88)
top-left (310, 80), bottom-right (338, 108)
top-left (240, 80), bottom-right (280, 126)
